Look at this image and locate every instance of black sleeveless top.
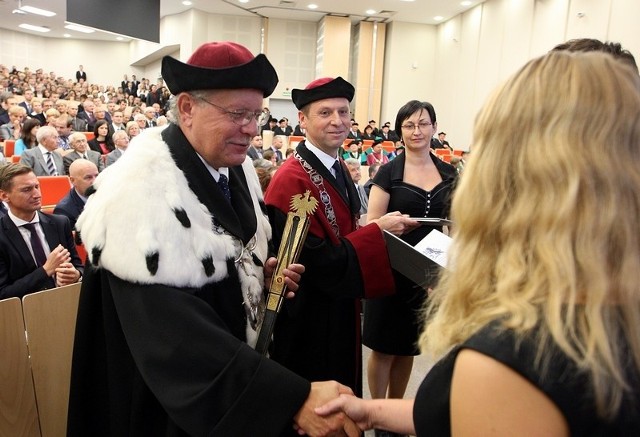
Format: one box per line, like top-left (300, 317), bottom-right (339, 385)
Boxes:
top-left (413, 322), bottom-right (640, 436)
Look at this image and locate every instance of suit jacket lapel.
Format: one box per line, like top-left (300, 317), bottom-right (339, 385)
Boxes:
top-left (1, 215), bottom-right (38, 268)
top-left (38, 212), bottom-right (60, 252)
top-left (162, 124), bottom-right (255, 244)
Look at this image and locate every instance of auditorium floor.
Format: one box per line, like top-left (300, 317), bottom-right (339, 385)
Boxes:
top-left (361, 346), bottom-right (435, 436)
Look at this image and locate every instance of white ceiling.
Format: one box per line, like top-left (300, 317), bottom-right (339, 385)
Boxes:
top-left (0, 0), bottom-right (483, 42)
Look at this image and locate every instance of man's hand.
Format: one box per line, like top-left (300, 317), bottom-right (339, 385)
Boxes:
top-left (43, 244), bottom-right (70, 276)
top-left (371, 211), bottom-right (419, 236)
top-left (55, 262), bottom-right (81, 286)
top-left (264, 257), bottom-right (305, 299)
top-left (294, 381), bottom-right (360, 437)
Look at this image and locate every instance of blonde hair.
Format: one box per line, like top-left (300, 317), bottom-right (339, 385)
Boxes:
top-left (421, 51), bottom-right (640, 418)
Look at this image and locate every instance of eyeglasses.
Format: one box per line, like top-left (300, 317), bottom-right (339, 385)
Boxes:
top-left (195, 96), bottom-right (262, 127)
top-left (401, 121), bottom-right (432, 131)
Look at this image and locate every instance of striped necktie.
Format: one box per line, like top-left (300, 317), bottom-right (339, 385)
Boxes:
top-left (46, 152), bottom-right (58, 176)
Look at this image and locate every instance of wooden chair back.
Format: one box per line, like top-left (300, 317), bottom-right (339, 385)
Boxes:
top-left (0, 297), bottom-right (41, 437)
top-left (22, 283), bottom-right (82, 437)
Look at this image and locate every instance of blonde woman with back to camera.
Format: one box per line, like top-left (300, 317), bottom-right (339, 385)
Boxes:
top-left (317, 50), bottom-right (640, 435)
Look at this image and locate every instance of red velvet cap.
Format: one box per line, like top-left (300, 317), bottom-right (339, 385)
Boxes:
top-left (291, 76), bottom-right (354, 110)
top-left (161, 41), bottom-right (278, 97)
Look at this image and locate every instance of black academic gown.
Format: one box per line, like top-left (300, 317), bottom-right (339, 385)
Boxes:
top-left (67, 124), bottom-right (309, 436)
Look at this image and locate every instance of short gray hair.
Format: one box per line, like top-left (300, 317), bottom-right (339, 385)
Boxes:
top-left (36, 125), bottom-right (57, 144)
top-left (344, 158), bottom-right (361, 168)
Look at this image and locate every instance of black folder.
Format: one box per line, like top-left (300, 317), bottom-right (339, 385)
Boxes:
top-left (383, 230), bottom-right (444, 288)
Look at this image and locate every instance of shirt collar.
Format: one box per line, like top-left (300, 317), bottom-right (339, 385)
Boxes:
top-left (195, 152), bottom-right (229, 182)
top-left (304, 141), bottom-right (338, 173)
top-left (8, 209), bottom-right (39, 227)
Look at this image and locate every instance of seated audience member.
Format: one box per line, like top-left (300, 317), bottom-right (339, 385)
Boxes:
top-left (342, 139), bottom-right (365, 164)
top-left (270, 135), bottom-right (284, 161)
top-left (14, 118), bottom-right (41, 156)
top-left (344, 158), bottom-right (367, 215)
top-left (44, 108), bottom-right (60, 127)
top-left (254, 167), bottom-right (275, 193)
top-left (293, 123), bottom-right (305, 136)
top-left (63, 132), bottom-right (105, 175)
top-left (0, 164), bottom-right (83, 299)
top-left (347, 122), bottom-right (362, 140)
top-left (156, 115), bottom-right (168, 126)
top-left (261, 117), bottom-right (278, 134)
top-left (366, 137), bottom-right (389, 165)
top-left (56, 99), bottom-right (68, 115)
top-left (0, 105), bottom-right (27, 141)
top-left (88, 120), bottom-right (115, 155)
top-left (367, 120), bottom-right (380, 136)
top-left (54, 115), bottom-right (73, 151)
top-left (54, 159), bottom-right (99, 229)
top-left (20, 126), bottom-right (63, 176)
top-left (379, 124), bottom-right (399, 142)
top-left (28, 98), bottom-right (46, 125)
top-left (274, 118), bottom-right (293, 136)
top-left (125, 120), bottom-right (141, 139)
top-left (105, 130), bottom-right (129, 166)
top-left (262, 149), bottom-right (278, 166)
top-left (363, 163), bottom-right (380, 197)
top-left (247, 135), bottom-right (264, 160)
top-left (361, 125), bottom-right (375, 140)
top-left (143, 106), bottom-right (157, 128)
top-left (134, 113), bottom-right (147, 130)
top-left (68, 104), bottom-right (88, 132)
top-left (316, 50), bottom-right (640, 437)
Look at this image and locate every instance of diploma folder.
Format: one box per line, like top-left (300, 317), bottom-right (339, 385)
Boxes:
top-left (383, 229), bottom-right (448, 288)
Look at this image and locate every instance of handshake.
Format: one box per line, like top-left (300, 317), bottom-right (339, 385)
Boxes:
top-left (293, 381), bottom-right (361, 437)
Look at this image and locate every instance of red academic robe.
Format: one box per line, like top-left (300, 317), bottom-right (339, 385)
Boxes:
top-left (264, 142), bottom-right (395, 398)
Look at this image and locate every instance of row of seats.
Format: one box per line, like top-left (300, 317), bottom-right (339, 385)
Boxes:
top-left (0, 282), bottom-right (82, 436)
top-left (1, 132), bottom-right (96, 159)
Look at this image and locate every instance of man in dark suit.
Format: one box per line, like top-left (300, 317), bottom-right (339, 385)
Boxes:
top-left (432, 131), bottom-right (452, 150)
top-left (247, 135), bottom-right (264, 160)
top-left (273, 118), bottom-right (293, 136)
top-left (0, 164), bottom-right (83, 299)
top-left (63, 132), bottom-right (104, 175)
top-left (20, 126), bottom-right (64, 176)
top-left (75, 65), bottom-right (87, 82)
top-left (54, 159), bottom-right (98, 229)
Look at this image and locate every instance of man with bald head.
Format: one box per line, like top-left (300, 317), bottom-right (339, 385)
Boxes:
top-left (54, 159), bottom-right (98, 229)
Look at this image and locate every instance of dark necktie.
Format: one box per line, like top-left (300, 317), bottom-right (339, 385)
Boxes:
top-left (217, 174), bottom-right (231, 202)
top-left (332, 160), bottom-right (348, 196)
top-left (22, 223), bottom-right (47, 267)
top-left (46, 152), bottom-right (58, 176)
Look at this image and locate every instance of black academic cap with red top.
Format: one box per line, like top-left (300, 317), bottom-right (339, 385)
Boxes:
top-left (161, 41), bottom-right (278, 97)
top-left (291, 76), bottom-right (355, 110)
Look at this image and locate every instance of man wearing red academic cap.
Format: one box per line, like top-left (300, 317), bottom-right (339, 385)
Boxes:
top-left (264, 77), bottom-right (418, 402)
top-left (67, 42), bottom-right (357, 437)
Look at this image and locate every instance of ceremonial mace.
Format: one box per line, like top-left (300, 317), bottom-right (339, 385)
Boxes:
top-left (255, 191), bottom-right (318, 355)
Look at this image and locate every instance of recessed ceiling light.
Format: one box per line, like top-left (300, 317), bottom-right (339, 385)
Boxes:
top-left (19, 23), bottom-right (50, 33)
top-left (239, 0), bottom-right (249, 3)
top-left (19, 5), bottom-right (56, 17)
top-left (308, 4), bottom-right (318, 9)
top-left (116, 36), bottom-right (124, 41)
top-left (182, 1), bottom-right (192, 5)
top-left (461, 1), bottom-right (472, 5)
top-left (63, 33), bottom-right (71, 38)
top-left (366, 9), bottom-right (376, 15)
top-left (64, 23), bottom-right (95, 33)
top-left (434, 15), bottom-right (444, 21)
